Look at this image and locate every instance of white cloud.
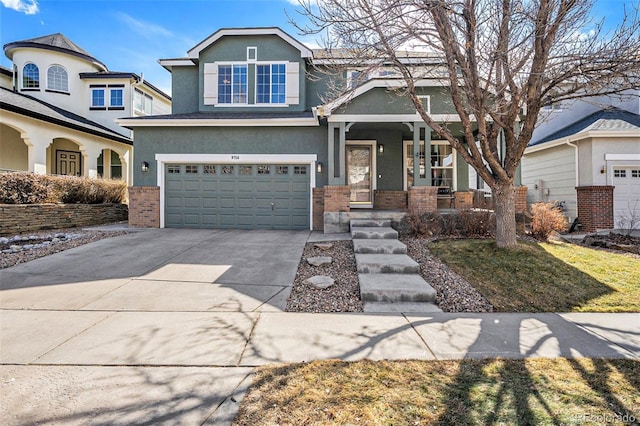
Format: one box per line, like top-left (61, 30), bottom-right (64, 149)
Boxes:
top-left (114, 12), bottom-right (173, 39)
top-left (1, 0), bottom-right (39, 15)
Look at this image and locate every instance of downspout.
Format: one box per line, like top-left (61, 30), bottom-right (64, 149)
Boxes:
top-left (565, 139), bottom-right (579, 186)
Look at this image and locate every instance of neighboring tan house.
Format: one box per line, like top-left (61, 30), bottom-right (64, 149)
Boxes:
top-left (522, 92), bottom-right (640, 231)
top-left (0, 33), bottom-right (171, 183)
top-left (118, 27), bottom-right (525, 231)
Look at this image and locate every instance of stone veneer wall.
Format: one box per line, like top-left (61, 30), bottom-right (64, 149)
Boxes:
top-left (312, 188), bottom-right (325, 231)
top-left (576, 186), bottom-right (614, 232)
top-left (0, 203), bottom-right (128, 236)
top-left (373, 190), bottom-right (408, 209)
top-left (128, 186), bottom-right (160, 228)
top-left (407, 186), bottom-right (438, 212)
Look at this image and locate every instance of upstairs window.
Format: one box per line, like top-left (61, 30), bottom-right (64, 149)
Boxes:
top-left (218, 64), bottom-right (247, 104)
top-left (256, 64), bottom-right (286, 104)
top-left (23, 63), bottom-right (40, 88)
top-left (91, 88), bottom-right (105, 107)
top-left (134, 89), bottom-right (153, 114)
top-left (110, 89), bottom-right (124, 107)
top-left (47, 65), bottom-right (68, 92)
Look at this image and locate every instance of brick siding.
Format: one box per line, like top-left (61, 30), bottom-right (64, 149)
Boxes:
top-left (407, 186), bottom-right (438, 213)
top-left (128, 186), bottom-right (160, 228)
top-left (0, 203), bottom-right (128, 236)
top-left (323, 185), bottom-right (350, 213)
top-left (373, 190), bottom-right (407, 209)
top-left (576, 186), bottom-right (614, 232)
top-left (454, 191), bottom-right (474, 210)
top-left (515, 186), bottom-right (528, 214)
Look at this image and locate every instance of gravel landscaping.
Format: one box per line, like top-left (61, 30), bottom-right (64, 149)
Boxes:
top-left (287, 237), bottom-right (494, 313)
top-left (287, 240), bottom-right (363, 313)
top-left (0, 228), bottom-right (128, 269)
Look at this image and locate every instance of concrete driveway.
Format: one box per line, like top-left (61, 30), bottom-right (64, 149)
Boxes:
top-left (0, 228), bottom-right (309, 425)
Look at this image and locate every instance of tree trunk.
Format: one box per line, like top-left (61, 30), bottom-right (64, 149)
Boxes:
top-left (493, 182), bottom-right (518, 248)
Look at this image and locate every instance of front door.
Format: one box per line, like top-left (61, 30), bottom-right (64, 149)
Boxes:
top-left (346, 142), bottom-right (375, 207)
top-left (56, 150), bottom-right (81, 176)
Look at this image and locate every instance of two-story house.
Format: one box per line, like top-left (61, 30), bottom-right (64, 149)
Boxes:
top-left (119, 27), bottom-right (524, 231)
top-left (522, 91), bottom-right (640, 231)
top-left (0, 33), bottom-right (171, 183)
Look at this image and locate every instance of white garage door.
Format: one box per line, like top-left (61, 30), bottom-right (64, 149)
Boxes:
top-left (613, 167), bottom-right (640, 230)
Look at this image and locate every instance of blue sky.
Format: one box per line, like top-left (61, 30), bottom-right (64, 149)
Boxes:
top-left (0, 0), bottom-right (635, 96)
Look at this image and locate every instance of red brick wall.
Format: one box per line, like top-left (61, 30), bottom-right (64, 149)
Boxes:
top-left (0, 203), bottom-right (128, 236)
top-left (323, 185), bottom-right (350, 213)
top-left (374, 190), bottom-right (407, 209)
top-left (576, 186), bottom-right (614, 232)
top-left (313, 187), bottom-right (324, 231)
top-left (128, 186), bottom-right (160, 228)
top-left (408, 186), bottom-right (438, 213)
top-left (515, 186), bottom-right (528, 214)
top-left (454, 191), bottom-right (474, 210)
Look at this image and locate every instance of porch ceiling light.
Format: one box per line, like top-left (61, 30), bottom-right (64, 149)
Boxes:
top-left (141, 161), bottom-right (149, 172)
top-left (317, 162), bottom-right (323, 173)
top-left (378, 144), bottom-right (384, 154)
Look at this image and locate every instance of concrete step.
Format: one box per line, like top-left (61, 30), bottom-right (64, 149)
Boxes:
top-left (353, 239), bottom-right (407, 254)
top-left (350, 219), bottom-right (391, 228)
top-left (359, 273), bottom-right (436, 302)
top-left (363, 301), bottom-right (443, 313)
top-left (355, 254), bottom-right (420, 274)
top-left (351, 227), bottom-right (398, 240)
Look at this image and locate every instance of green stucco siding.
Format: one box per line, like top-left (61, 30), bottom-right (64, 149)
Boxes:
top-left (337, 87), bottom-right (456, 115)
top-left (171, 66), bottom-right (199, 114)
top-left (132, 126), bottom-right (328, 187)
top-left (197, 35), bottom-right (308, 113)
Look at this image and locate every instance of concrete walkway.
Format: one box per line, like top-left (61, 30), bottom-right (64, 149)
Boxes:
top-left (1, 229), bottom-right (638, 425)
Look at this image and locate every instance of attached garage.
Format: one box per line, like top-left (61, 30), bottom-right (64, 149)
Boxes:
top-left (612, 166), bottom-right (640, 229)
top-left (157, 154), bottom-right (317, 230)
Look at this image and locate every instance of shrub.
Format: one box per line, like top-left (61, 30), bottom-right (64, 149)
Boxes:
top-left (398, 209), bottom-right (496, 238)
top-left (398, 210), bottom-right (444, 238)
top-left (458, 209), bottom-right (496, 237)
top-left (0, 172), bottom-right (50, 204)
top-left (530, 202), bottom-right (568, 240)
top-left (0, 172), bottom-right (127, 204)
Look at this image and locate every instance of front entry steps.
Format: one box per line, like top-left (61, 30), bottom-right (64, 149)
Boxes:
top-left (352, 219), bottom-right (441, 313)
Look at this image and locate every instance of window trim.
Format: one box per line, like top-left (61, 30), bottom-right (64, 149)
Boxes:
top-left (247, 46), bottom-right (257, 62)
top-left (430, 139), bottom-right (456, 188)
top-left (46, 64), bottom-right (69, 93)
top-left (216, 63), bottom-right (249, 105)
top-left (22, 62), bottom-right (40, 90)
top-left (254, 62), bottom-right (287, 105)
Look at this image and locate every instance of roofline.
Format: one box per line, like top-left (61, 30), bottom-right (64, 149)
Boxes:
top-left (187, 27), bottom-right (313, 59)
top-left (0, 65), bottom-right (12, 77)
top-left (157, 58), bottom-right (196, 72)
top-left (116, 116), bottom-right (319, 129)
top-left (4, 41), bottom-right (108, 72)
top-left (79, 72), bottom-right (171, 101)
top-left (1, 99), bottom-right (133, 145)
top-left (525, 129), bottom-right (640, 154)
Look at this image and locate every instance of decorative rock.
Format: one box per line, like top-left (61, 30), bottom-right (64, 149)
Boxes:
top-left (0, 237), bottom-right (9, 244)
top-left (305, 275), bottom-right (335, 289)
top-left (22, 244), bottom-right (34, 250)
top-left (10, 245), bottom-right (22, 251)
top-left (307, 256), bottom-right (332, 267)
top-left (314, 243), bottom-right (334, 251)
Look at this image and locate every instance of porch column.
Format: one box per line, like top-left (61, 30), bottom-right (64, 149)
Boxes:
top-left (413, 123), bottom-right (430, 186)
top-left (28, 135), bottom-right (48, 175)
top-left (328, 122), bottom-right (346, 185)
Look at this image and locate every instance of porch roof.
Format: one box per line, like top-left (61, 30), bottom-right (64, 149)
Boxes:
top-left (0, 88), bottom-right (132, 145)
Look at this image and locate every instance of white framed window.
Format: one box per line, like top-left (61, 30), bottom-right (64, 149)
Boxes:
top-left (47, 65), bottom-right (68, 92)
top-left (91, 88), bottom-right (105, 107)
top-left (541, 101), bottom-right (563, 112)
top-left (247, 46), bottom-right (257, 62)
top-left (256, 63), bottom-right (286, 104)
top-left (218, 64), bottom-right (248, 104)
top-left (110, 88), bottom-right (124, 107)
top-left (134, 89), bottom-right (153, 114)
top-left (417, 96), bottom-right (431, 114)
top-left (22, 63), bottom-right (39, 89)
top-left (431, 140), bottom-right (455, 187)
top-left (346, 70), bottom-right (363, 90)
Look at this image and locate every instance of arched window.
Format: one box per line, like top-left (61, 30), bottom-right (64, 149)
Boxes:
top-left (22, 63), bottom-right (39, 88)
top-left (47, 65), bottom-right (68, 92)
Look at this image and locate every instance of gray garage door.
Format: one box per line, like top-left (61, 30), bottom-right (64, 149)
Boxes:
top-left (165, 163), bottom-right (310, 229)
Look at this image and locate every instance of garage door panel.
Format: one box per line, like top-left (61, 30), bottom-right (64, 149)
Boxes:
top-left (165, 162), bottom-right (310, 229)
top-left (613, 167), bottom-right (640, 229)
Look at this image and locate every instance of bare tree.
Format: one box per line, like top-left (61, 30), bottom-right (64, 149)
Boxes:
top-left (293, 0), bottom-right (640, 248)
